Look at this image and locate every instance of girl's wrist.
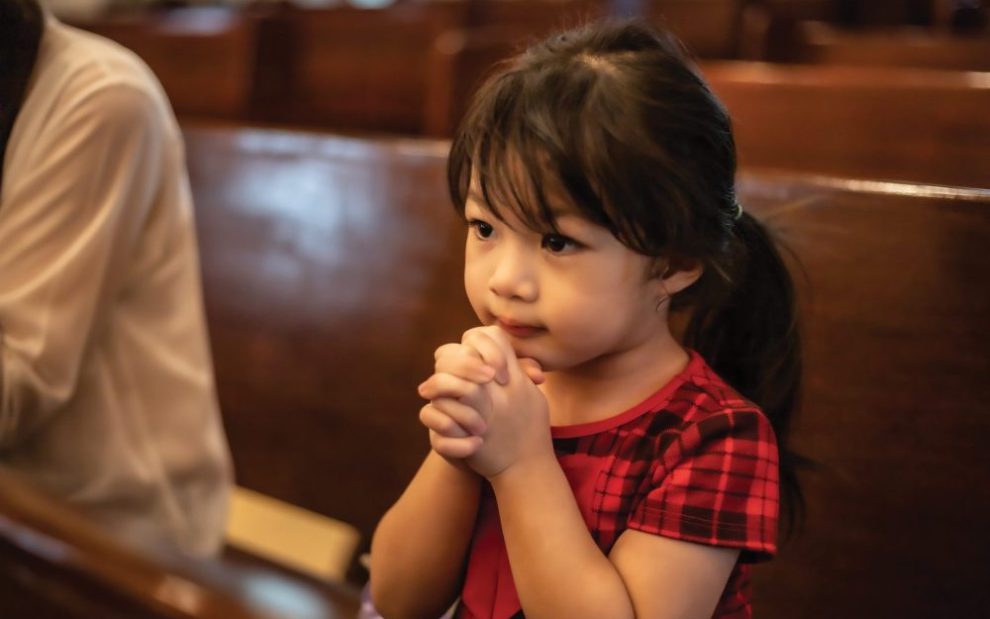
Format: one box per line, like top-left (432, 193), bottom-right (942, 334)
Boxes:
top-left (427, 450), bottom-right (482, 483)
top-left (486, 451), bottom-right (560, 492)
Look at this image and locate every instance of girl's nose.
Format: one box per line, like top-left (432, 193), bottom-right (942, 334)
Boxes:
top-left (488, 247), bottom-right (538, 302)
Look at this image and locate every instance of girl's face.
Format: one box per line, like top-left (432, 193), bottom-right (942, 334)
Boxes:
top-left (463, 195), bottom-right (673, 374)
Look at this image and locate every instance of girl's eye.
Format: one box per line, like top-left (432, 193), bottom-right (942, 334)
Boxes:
top-left (468, 219), bottom-right (494, 240)
top-left (541, 233), bottom-right (579, 254)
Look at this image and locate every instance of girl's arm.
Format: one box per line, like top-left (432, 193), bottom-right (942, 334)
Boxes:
top-left (491, 456), bottom-right (738, 619)
top-left (371, 337), bottom-right (532, 619)
top-left (369, 450), bottom-right (482, 619)
top-left (420, 327), bottom-right (739, 619)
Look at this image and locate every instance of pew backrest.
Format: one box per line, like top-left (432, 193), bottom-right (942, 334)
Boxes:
top-left (183, 126), bottom-right (990, 616)
top-left (797, 21), bottom-right (990, 71)
top-left (272, 3), bottom-right (469, 134)
top-left (740, 173), bottom-right (990, 619)
top-left (184, 127), bottom-right (476, 552)
top-left (71, 7), bottom-right (259, 120)
top-left (701, 62), bottom-right (990, 188)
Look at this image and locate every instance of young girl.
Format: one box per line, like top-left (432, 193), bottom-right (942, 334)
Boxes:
top-left (370, 19), bottom-right (801, 619)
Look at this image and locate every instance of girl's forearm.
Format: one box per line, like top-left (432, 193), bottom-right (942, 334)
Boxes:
top-left (490, 455), bottom-right (635, 619)
top-left (370, 451), bottom-right (482, 619)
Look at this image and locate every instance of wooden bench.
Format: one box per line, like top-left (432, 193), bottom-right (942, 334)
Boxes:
top-left (184, 127), bottom-right (473, 563)
top-left (0, 466), bottom-right (360, 619)
top-left (420, 24), bottom-right (990, 189)
top-left (70, 7), bottom-right (262, 121)
top-left (643, 0), bottom-right (747, 58)
top-left (263, 2), bottom-right (469, 134)
top-left (740, 173), bottom-right (990, 618)
top-left (183, 125), bottom-right (990, 615)
top-left (700, 62), bottom-right (990, 188)
top-left (794, 20), bottom-right (990, 71)
top-left (75, 1), bottom-right (759, 134)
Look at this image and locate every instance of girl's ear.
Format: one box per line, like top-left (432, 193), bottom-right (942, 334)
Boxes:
top-left (653, 258), bottom-right (703, 296)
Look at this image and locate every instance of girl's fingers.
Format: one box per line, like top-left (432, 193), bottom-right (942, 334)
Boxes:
top-left (418, 372), bottom-right (481, 401)
top-left (518, 357), bottom-right (545, 385)
top-left (462, 329), bottom-right (511, 384)
top-left (431, 397), bottom-right (487, 435)
top-left (430, 431), bottom-right (483, 460)
top-left (433, 343), bottom-right (463, 361)
top-left (434, 347), bottom-right (496, 384)
top-left (419, 403), bottom-right (469, 438)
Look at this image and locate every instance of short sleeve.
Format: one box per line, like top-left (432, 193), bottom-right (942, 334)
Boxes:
top-left (627, 407), bottom-right (779, 562)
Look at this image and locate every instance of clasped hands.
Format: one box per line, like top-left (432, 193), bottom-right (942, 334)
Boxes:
top-left (417, 326), bottom-right (552, 479)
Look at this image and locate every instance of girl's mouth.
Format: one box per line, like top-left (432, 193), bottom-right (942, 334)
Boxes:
top-left (496, 319), bottom-right (544, 339)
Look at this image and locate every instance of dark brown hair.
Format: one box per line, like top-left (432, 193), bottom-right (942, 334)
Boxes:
top-left (448, 19), bottom-right (805, 532)
top-left (0, 0), bottom-right (44, 190)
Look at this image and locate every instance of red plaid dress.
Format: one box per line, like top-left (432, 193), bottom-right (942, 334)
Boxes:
top-left (456, 351), bottom-right (779, 619)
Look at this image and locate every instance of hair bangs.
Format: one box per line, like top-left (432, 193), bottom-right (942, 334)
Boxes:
top-left (449, 64), bottom-right (621, 238)
top-left (449, 53), bottom-right (670, 256)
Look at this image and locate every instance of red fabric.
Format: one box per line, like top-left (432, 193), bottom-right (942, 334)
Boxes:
top-left (457, 352), bottom-right (779, 619)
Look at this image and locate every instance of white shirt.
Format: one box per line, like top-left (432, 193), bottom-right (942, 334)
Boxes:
top-left (0, 15), bottom-right (232, 557)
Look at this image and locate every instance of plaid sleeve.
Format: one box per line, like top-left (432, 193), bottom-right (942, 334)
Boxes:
top-left (627, 407), bottom-right (779, 561)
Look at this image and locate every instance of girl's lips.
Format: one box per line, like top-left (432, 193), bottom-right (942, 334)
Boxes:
top-left (495, 319), bottom-right (544, 338)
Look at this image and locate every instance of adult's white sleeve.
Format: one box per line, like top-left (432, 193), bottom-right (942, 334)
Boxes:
top-left (0, 81), bottom-right (163, 450)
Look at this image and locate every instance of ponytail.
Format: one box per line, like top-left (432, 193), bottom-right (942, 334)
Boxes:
top-left (0, 0), bottom-right (44, 191)
top-left (683, 211), bottom-right (806, 536)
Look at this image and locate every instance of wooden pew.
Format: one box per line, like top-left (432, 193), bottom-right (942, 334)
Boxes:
top-left (0, 466), bottom-right (360, 619)
top-left (700, 62), bottom-right (990, 188)
top-left (183, 126), bottom-right (990, 616)
top-left (642, 0), bottom-right (747, 58)
top-left (736, 0), bottom-right (836, 61)
top-left (465, 0), bottom-right (610, 41)
top-left (267, 3), bottom-right (469, 134)
top-left (794, 21), bottom-right (990, 71)
top-left (422, 2), bottom-right (747, 137)
top-left (184, 127), bottom-right (474, 557)
top-left (70, 7), bottom-right (261, 121)
top-left (423, 30), bottom-right (990, 188)
top-left (740, 173), bottom-right (990, 619)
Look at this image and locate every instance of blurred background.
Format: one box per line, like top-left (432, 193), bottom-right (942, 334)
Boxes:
top-left (49, 0), bottom-right (990, 137)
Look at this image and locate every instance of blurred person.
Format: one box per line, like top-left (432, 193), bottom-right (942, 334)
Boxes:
top-left (0, 0), bottom-right (232, 557)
